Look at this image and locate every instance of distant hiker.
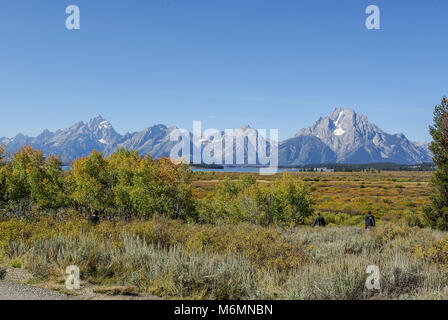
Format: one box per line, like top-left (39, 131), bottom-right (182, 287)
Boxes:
top-left (88, 209), bottom-right (100, 225)
top-left (312, 213), bottom-right (326, 227)
top-left (365, 211), bottom-right (376, 229)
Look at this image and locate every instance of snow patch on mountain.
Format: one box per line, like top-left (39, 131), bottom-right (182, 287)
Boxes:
top-left (284, 108), bottom-right (432, 165)
top-left (334, 128), bottom-right (346, 136)
top-left (98, 121), bottom-right (111, 129)
top-left (333, 111), bottom-right (347, 136)
top-left (0, 110), bottom-right (433, 165)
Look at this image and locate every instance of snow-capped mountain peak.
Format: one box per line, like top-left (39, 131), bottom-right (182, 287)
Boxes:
top-left (285, 108), bottom-right (431, 165)
top-left (1, 110), bottom-right (432, 165)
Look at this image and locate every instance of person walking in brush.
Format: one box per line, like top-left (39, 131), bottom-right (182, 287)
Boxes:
top-left (312, 213), bottom-right (326, 227)
top-left (365, 211), bottom-right (376, 229)
top-left (88, 209), bottom-right (100, 225)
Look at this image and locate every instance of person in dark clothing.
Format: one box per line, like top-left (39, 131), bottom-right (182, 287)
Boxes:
top-left (365, 211), bottom-right (376, 229)
top-left (312, 213), bottom-right (326, 227)
top-left (88, 209), bottom-right (100, 225)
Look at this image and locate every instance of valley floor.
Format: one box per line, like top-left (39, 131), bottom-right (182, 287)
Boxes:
top-left (1, 217), bottom-right (448, 300)
top-left (0, 171), bottom-right (442, 300)
top-left (192, 171), bottom-right (432, 226)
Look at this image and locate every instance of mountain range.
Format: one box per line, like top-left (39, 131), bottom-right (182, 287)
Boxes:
top-left (0, 108), bottom-right (432, 166)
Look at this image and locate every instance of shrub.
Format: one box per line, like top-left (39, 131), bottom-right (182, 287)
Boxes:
top-left (201, 173), bottom-right (314, 226)
top-left (0, 266), bottom-right (6, 279)
top-left (2, 219), bottom-right (448, 300)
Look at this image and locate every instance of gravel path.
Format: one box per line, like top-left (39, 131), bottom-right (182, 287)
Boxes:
top-left (0, 281), bottom-right (68, 300)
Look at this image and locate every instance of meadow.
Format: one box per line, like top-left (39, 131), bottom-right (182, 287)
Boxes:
top-left (1, 217), bottom-right (448, 300)
top-left (2, 157), bottom-right (447, 300)
top-left (191, 170), bottom-right (431, 227)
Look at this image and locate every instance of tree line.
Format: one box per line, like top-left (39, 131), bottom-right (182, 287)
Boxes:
top-left (0, 147), bottom-right (195, 221)
top-left (0, 146), bottom-right (314, 226)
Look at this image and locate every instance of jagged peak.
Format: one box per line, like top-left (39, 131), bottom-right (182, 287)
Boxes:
top-left (329, 108), bottom-right (356, 120)
top-left (70, 121), bottom-right (85, 129)
top-left (88, 115), bottom-right (110, 127)
top-left (13, 133), bottom-right (27, 139)
top-left (36, 129), bottom-right (54, 139)
top-left (239, 124), bottom-right (252, 131)
top-left (138, 124), bottom-right (169, 136)
top-left (87, 117), bottom-right (115, 134)
top-left (153, 124), bottom-right (168, 129)
top-left (0, 110), bottom-right (432, 165)
top-left (144, 124), bottom-right (168, 131)
top-left (93, 114), bottom-right (106, 121)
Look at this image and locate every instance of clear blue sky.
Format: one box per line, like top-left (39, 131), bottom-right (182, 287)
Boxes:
top-left (1, 0), bottom-right (447, 141)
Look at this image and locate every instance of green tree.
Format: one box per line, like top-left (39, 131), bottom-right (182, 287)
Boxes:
top-left (256, 173), bottom-right (315, 226)
top-left (5, 146), bottom-right (39, 204)
top-left (108, 148), bottom-right (140, 218)
top-left (34, 155), bottom-right (68, 209)
top-left (68, 150), bottom-right (115, 213)
top-left (202, 175), bottom-right (258, 223)
top-left (202, 173), bottom-right (314, 226)
top-left (129, 156), bottom-right (195, 220)
top-left (426, 96), bottom-right (448, 229)
top-left (4, 146), bottom-right (68, 211)
top-left (0, 145), bottom-right (7, 206)
top-left (69, 148), bottom-right (196, 221)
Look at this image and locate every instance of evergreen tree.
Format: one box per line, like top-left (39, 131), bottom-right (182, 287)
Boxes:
top-left (426, 96), bottom-right (448, 229)
top-left (0, 145), bottom-right (7, 206)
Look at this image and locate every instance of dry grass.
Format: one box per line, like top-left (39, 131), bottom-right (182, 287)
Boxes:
top-left (0, 171), bottom-right (442, 300)
top-left (1, 217), bottom-right (448, 300)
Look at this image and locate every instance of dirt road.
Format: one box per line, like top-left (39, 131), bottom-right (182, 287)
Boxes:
top-left (0, 281), bottom-right (68, 300)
